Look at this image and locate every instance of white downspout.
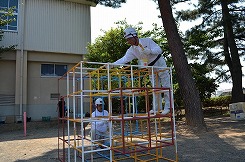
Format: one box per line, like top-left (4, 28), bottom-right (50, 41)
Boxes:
top-left (20, 0), bottom-right (26, 119)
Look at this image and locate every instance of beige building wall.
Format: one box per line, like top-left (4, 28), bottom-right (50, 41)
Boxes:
top-left (0, 50), bottom-right (91, 120)
top-left (0, 54), bottom-right (16, 95)
top-left (0, 0), bottom-right (94, 121)
top-left (0, 52), bottom-right (16, 117)
top-left (25, 51), bottom-right (85, 120)
top-left (24, 0), bottom-right (91, 54)
top-left (3, 0), bottom-right (92, 54)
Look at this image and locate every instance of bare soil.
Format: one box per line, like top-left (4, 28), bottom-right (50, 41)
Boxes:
top-left (0, 116), bottom-right (244, 162)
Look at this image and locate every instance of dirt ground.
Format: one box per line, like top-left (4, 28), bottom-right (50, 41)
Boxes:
top-left (0, 116), bottom-right (245, 162)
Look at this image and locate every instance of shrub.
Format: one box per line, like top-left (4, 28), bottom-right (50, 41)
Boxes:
top-left (203, 96), bottom-right (232, 107)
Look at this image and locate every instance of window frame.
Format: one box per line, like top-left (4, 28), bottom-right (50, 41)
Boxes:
top-left (41, 64), bottom-right (68, 77)
top-left (0, 0), bottom-right (19, 32)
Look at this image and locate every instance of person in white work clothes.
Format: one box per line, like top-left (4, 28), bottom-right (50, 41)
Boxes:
top-left (113, 27), bottom-right (171, 115)
top-left (91, 98), bottom-right (109, 143)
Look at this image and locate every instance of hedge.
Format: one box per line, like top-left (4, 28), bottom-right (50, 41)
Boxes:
top-left (203, 96), bottom-right (232, 107)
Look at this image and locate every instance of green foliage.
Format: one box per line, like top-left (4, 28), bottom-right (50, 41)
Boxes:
top-left (87, 0), bottom-right (126, 8)
top-left (190, 63), bottom-right (219, 100)
top-left (172, 62), bottom-right (219, 105)
top-left (86, 19), bottom-right (170, 65)
top-left (175, 0), bottom-right (244, 84)
top-left (203, 95), bottom-right (232, 107)
top-left (0, 7), bottom-right (16, 56)
top-left (86, 26), bottom-right (128, 64)
top-left (0, 7), bottom-right (16, 26)
top-left (86, 19), bottom-right (220, 105)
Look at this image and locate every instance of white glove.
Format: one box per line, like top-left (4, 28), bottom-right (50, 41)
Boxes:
top-left (106, 64), bottom-right (111, 70)
top-left (141, 48), bottom-right (151, 55)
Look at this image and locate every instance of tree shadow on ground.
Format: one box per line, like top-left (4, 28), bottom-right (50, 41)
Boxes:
top-left (1, 117), bottom-right (245, 162)
top-left (174, 117), bottom-right (245, 162)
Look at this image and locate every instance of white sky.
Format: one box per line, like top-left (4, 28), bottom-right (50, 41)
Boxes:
top-left (91, 0), bottom-right (165, 41)
top-left (90, 0), bottom-right (244, 91)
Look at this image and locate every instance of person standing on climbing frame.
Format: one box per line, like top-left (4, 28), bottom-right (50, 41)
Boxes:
top-left (113, 27), bottom-right (171, 115)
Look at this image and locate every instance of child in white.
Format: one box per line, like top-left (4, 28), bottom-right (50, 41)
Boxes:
top-left (91, 98), bottom-right (109, 141)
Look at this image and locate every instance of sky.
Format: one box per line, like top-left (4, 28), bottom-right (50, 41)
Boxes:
top-left (90, 0), bottom-right (244, 91)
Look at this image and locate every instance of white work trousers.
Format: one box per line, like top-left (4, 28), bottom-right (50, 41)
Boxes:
top-left (91, 128), bottom-right (109, 146)
top-left (149, 57), bottom-right (170, 111)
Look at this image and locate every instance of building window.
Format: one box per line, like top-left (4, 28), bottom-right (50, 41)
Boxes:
top-left (41, 64), bottom-right (67, 77)
top-left (0, 0), bottom-right (18, 31)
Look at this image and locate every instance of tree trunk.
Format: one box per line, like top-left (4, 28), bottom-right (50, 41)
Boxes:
top-left (158, 0), bottom-right (206, 129)
top-left (223, 33), bottom-right (232, 72)
top-left (221, 0), bottom-right (244, 102)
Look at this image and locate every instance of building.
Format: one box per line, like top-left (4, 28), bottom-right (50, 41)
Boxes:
top-left (0, 0), bottom-right (96, 121)
top-left (217, 88), bottom-right (245, 97)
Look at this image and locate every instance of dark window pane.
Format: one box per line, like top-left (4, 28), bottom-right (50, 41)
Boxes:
top-left (41, 64), bottom-right (54, 76)
top-left (0, 26), bottom-right (7, 30)
top-left (9, 0), bottom-right (18, 8)
top-left (55, 65), bottom-right (67, 76)
top-left (0, 1), bottom-right (8, 8)
top-left (8, 26), bottom-right (17, 30)
top-left (10, 1), bottom-right (18, 13)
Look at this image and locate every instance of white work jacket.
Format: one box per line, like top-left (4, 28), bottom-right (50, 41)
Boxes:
top-left (114, 38), bottom-right (162, 65)
top-left (91, 109), bottom-right (109, 133)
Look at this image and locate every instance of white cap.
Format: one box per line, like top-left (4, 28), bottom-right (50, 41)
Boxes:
top-left (95, 98), bottom-right (104, 105)
top-left (124, 27), bottom-right (137, 39)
